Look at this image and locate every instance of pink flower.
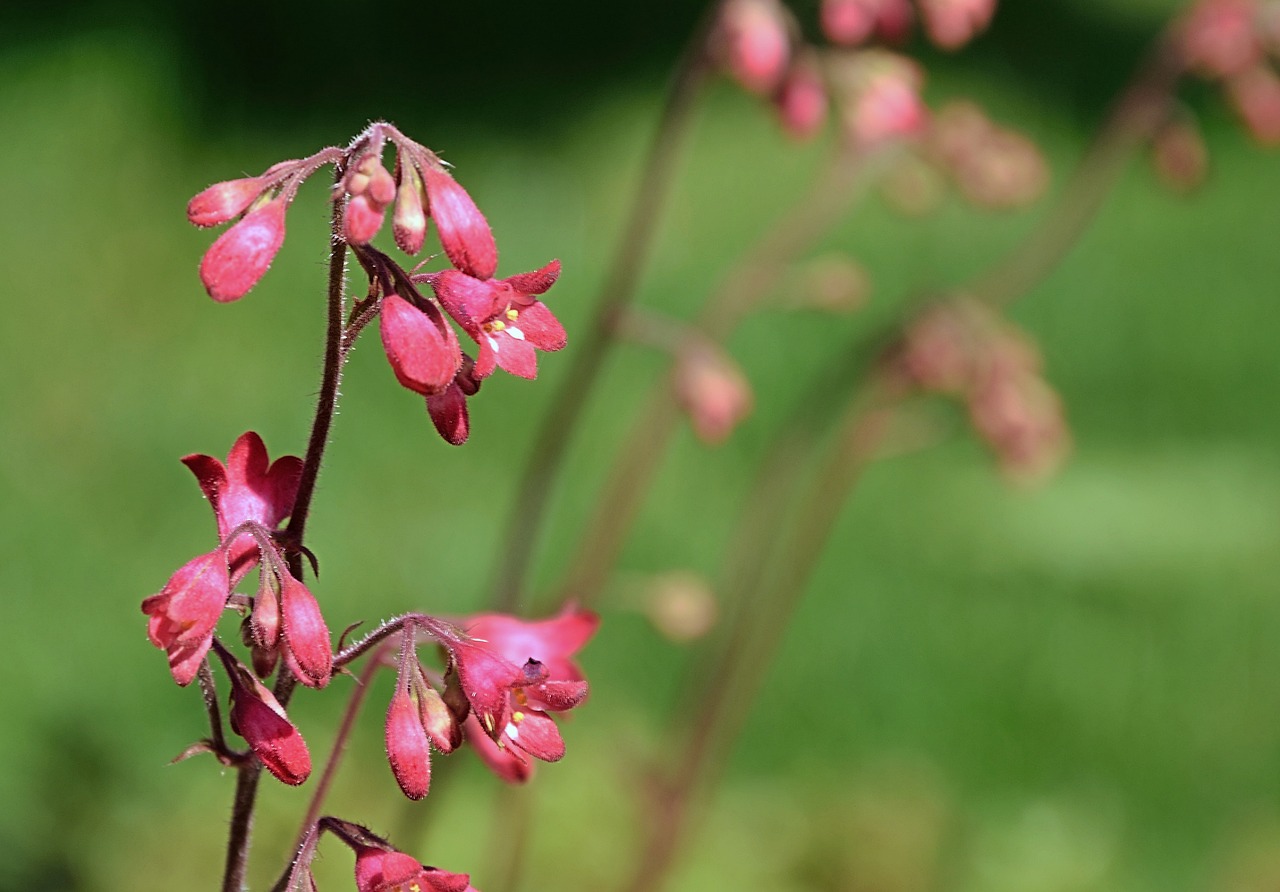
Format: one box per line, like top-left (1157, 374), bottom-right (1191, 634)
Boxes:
top-left (385, 686), bottom-right (433, 800)
top-left (220, 646), bottom-right (312, 785)
top-left (672, 342), bottom-right (755, 445)
top-left (426, 355), bottom-right (482, 446)
top-left (344, 154), bottom-right (398, 245)
top-left (425, 260), bottom-right (565, 380)
top-left (379, 294), bottom-right (463, 396)
top-left (198, 198), bottom-right (287, 302)
top-left (715, 0), bottom-right (792, 95)
top-left (353, 845), bottom-right (473, 892)
top-left (279, 569), bottom-right (332, 688)
top-left (446, 607), bottom-right (597, 781)
top-left (918, 0), bottom-right (997, 50)
top-left (141, 549), bottom-right (230, 686)
top-left (181, 432), bottom-right (303, 581)
top-left (775, 53), bottom-right (829, 141)
top-left (187, 177), bottom-right (266, 228)
top-left (422, 166), bottom-right (498, 279)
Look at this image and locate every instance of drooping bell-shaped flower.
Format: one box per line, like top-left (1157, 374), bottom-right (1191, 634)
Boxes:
top-left (187, 177), bottom-right (267, 228)
top-left (353, 845), bottom-right (473, 892)
top-left (219, 644), bottom-right (312, 785)
top-left (422, 166), bottom-right (498, 280)
top-left (141, 548), bottom-right (231, 686)
top-left (279, 569), bottom-right (332, 688)
top-left (379, 294), bottom-right (463, 396)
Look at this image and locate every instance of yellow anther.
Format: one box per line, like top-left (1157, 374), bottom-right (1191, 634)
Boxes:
top-left (483, 715), bottom-right (495, 733)
top-left (505, 307), bottom-right (519, 321)
top-left (490, 319), bottom-right (506, 332)
top-left (512, 711), bottom-right (525, 723)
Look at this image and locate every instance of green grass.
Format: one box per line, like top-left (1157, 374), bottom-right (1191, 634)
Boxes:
top-left (3, 24), bottom-right (1280, 892)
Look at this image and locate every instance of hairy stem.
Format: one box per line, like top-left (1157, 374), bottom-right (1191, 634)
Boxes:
top-left (489, 3), bottom-right (721, 612)
top-left (221, 179), bottom-right (349, 892)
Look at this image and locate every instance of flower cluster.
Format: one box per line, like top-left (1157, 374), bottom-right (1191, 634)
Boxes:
top-left (1180, 0), bottom-right (1280, 144)
top-left (894, 298), bottom-right (1070, 480)
top-left (187, 122), bottom-right (567, 444)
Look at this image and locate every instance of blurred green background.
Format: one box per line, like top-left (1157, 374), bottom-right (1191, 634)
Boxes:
top-left (2, 1), bottom-right (1279, 890)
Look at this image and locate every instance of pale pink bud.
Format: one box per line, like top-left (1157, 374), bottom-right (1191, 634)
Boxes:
top-left (1182, 0), bottom-right (1262, 78)
top-left (198, 199), bottom-right (287, 302)
top-left (919, 0), bottom-right (997, 50)
top-left (1227, 64), bottom-right (1280, 144)
top-left (344, 192), bottom-right (386, 245)
top-left (280, 571), bottom-right (332, 688)
top-left (822, 0), bottom-right (876, 45)
top-left (380, 294), bottom-right (462, 395)
top-left (643, 571), bottom-right (718, 642)
top-left (416, 681), bottom-right (462, 753)
top-left (954, 129), bottom-right (1048, 209)
top-left (673, 344), bottom-right (754, 445)
top-left (716, 0), bottom-right (792, 95)
top-left (385, 687), bottom-right (432, 800)
top-left (845, 58), bottom-right (927, 148)
top-left (775, 53), bottom-right (828, 140)
top-left (187, 177), bottom-right (266, 228)
top-left (393, 167), bottom-right (428, 255)
top-left (367, 162), bottom-right (397, 207)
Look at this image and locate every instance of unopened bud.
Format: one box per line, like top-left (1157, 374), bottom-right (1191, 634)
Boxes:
top-left (344, 192), bottom-right (386, 245)
top-left (644, 571), bottom-right (718, 642)
top-left (1227, 64), bottom-right (1280, 144)
top-left (785, 254), bottom-right (872, 313)
top-left (673, 343), bottom-right (754, 445)
top-left (775, 52), bottom-right (828, 140)
top-left (422, 166), bottom-right (498, 280)
top-left (198, 199), bottom-right (287, 302)
top-left (821, 0), bottom-right (877, 45)
top-left (1151, 116), bottom-right (1209, 192)
top-left (385, 687), bottom-right (432, 800)
top-left (834, 52), bottom-right (927, 149)
top-left (393, 166), bottom-right (428, 255)
top-left (187, 177), bottom-right (266, 228)
top-left (280, 571), bottom-right (332, 689)
top-left (918, 0), bottom-right (997, 50)
top-left (1181, 0), bottom-right (1262, 79)
top-left (715, 0), bottom-right (792, 95)
top-left (380, 294), bottom-right (463, 396)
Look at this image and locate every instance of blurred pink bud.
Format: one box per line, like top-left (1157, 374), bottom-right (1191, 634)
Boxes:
top-left (897, 302), bottom-right (978, 393)
top-left (423, 166), bottom-right (498, 280)
top-left (280, 570), bottom-right (331, 688)
top-left (918, 0), bottom-right (997, 50)
top-left (394, 167), bottom-right (428, 255)
top-left (1151, 116), bottom-right (1209, 192)
top-left (141, 549), bottom-right (230, 686)
top-left (874, 0), bottom-right (916, 43)
top-left (835, 52), bottom-right (927, 149)
top-left (385, 687), bottom-right (432, 800)
top-left (930, 101), bottom-right (1048, 209)
top-left (1227, 64), bottom-right (1280, 143)
top-left (225, 652), bottom-right (312, 785)
top-left (880, 153), bottom-right (947, 216)
top-left (380, 294), bottom-right (463, 395)
top-left (715, 0), bottom-right (792, 94)
top-left (344, 193), bottom-right (386, 245)
top-left (1181, 0), bottom-right (1262, 78)
top-left (672, 343), bottom-right (754, 445)
top-left (198, 199), bottom-right (287, 302)
top-left (785, 254), bottom-right (873, 312)
top-left (187, 177), bottom-right (266, 228)
top-left (822, 0), bottom-right (877, 45)
top-left (367, 161), bottom-right (397, 207)
top-left (643, 571), bottom-right (719, 642)
top-left (775, 53), bottom-right (829, 140)
top-left (969, 361), bottom-right (1070, 482)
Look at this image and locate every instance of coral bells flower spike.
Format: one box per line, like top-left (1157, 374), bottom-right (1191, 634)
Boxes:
top-left (187, 177), bottom-right (266, 228)
top-left (279, 570), bottom-right (332, 688)
top-left (141, 549), bottom-right (231, 686)
top-left (426, 260), bottom-right (566, 380)
top-left (385, 686), bottom-right (433, 800)
top-left (220, 646), bottom-right (312, 785)
top-left (198, 198), bottom-right (287, 302)
top-left (379, 294), bottom-right (463, 395)
top-left (181, 432), bottom-right (303, 581)
top-left (422, 166), bottom-right (498, 279)
top-left (353, 845), bottom-right (473, 892)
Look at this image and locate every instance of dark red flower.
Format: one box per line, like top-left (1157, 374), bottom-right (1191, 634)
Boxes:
top-left (353, 845), bottom-right (473, 892)
top-left (181, 432), bottom-right (303, 581)
top-left (425, 260), bottom-right (565, 380)
top-left (141, 549), bottom-right (230, 686)
top-left (425, 354), bottom-right (482, 446)
top-left (279, 569), bottom-right (332, 688)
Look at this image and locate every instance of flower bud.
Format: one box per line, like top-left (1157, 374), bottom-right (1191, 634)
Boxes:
top-left (672, 343), bottom-right (754, 445)
top-left (1227, 64), bottom-right (1280, 144)
top-left (834, 52), bottom-right (927, 149)
top-left (423, 166), bottom-right (498, 280)
top-left (385, 687), bottom-right (432, 800)
top-left (821, 0), bottom-right (876, 45)
top-left (416, 680), bottom-right (462, 753)
top-left (775, 53), bottom-right (828, 140)
top-left (1181, 0), bottom-right (1262, 79)
top-left (187, 177), bottom-right (265, 228)
top-left (393, 166), bottom-right (428, 255)
top-left (141, 549), bottom-right (231, 686)
top-left (198, 199), bottom-right (287, 302)
top-left (1151, 116), bottom-right (1209, 192)
top-left (280, 570), bottom-right (332, 688)
top-left (344, 192), bottom-right (386, 245)
top-left (225, 655), bottom-right (311, 785)
top-left (715, 0), bottom-right (791, 95)
top-left (380, 294), bottom-right (463, 395)
top-left (919, 0), bottom-right (997, 50)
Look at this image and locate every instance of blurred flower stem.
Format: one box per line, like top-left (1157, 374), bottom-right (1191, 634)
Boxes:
top-left (223, 175), bottom-right (350, 892)
top-left (489, 2), bottom-right (724, 613)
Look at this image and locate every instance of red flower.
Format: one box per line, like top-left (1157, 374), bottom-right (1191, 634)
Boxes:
top-left (278, 569), bottom-right (332, 688)
top-left (181, 432), bottom-right (303, 581)
top-left (426, 355), bottom-right (482, 446)
top-left (198, 198), bottom-right (287, 302)
top-left (220, 646), bottom-right (312, 786)
top-left (385, 686), bottom-right (433, 800)
top-left (422, 166), bottom-right (498, 280)
top-left (447, 607), bottom-right (597, 780)
top-left (141, 549), bottom-right (230, 686)
top-left (425, 260), bottom-right (565, 380)
top-left (353, 845), bottom-right (473, 892)
top-left (379, 294), bottom-right (463, 396)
